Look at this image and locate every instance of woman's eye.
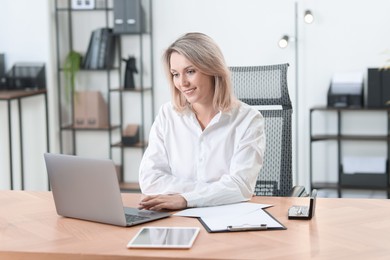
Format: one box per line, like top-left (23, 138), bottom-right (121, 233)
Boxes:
top-left (187, 70), bottom-right (195, 75)
top-left (172, 73), bottom-right (179, 78)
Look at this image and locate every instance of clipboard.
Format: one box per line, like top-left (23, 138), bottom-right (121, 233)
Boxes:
top-left (197, 208), bottom-right (286, 233)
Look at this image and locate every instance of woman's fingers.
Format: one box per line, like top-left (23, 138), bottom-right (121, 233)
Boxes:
top-left (138, 194), bottom-right (187, 210)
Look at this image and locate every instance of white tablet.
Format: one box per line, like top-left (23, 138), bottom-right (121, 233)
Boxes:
top-left (127, 227), bottom-right (200, 249)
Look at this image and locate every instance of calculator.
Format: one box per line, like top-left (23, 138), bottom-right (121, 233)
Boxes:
top-left (288, 189), bottom-right (317, 220)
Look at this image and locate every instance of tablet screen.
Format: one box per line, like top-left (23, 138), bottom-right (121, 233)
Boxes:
top-left (127, 227), bottom-right (200, 249)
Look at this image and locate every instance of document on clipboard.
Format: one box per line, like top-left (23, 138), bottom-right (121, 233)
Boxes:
top-left (199, 208), bottom-right (286, 233)
top-left (175, 202), bottom-right (286, 233)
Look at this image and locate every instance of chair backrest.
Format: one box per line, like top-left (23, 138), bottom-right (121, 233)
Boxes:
top-left (230, 63), bottom-right (292, 196)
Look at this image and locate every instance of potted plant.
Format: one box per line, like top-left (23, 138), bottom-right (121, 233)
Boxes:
top-left (63, 50), bottom-right (82, 101)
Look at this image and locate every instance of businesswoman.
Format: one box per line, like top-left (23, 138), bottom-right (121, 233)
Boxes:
top-left (138, 32), bottom-right (265, 210)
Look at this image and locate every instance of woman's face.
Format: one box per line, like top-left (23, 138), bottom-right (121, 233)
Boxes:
top-left (170, 52), bottom-right (214, 107)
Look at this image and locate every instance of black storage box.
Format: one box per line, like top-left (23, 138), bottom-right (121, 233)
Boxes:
top-left (340, 161), bottom-right (388, 188)
top-left (340, 173), bottom-right (387, 188)
top-left (5, 62), bottom-right (46, 90)
top-left (327, 85), bottom-right (363, 108)
top-left (122, 124), bottom-right (140, 146)
top-left (113, 0), bottom-right (146, 34)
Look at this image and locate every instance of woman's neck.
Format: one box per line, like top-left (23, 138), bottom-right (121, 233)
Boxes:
top-left (192, 104), bottom-right (219, 130)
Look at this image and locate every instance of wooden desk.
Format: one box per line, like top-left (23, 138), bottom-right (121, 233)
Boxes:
top-left (1, 191), bottom-right (389, 259)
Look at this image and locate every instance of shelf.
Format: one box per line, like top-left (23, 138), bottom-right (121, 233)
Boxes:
top-left (110, 87), bottom-right (152, 93)
top-left (0, 89), bottom-right (47, 100)
top-left (309, 106), bottom-right (390, 198)
top-left (310, 106), bottom-right (390, 112)
top-left (79, 67), bottom-right (120, 71)
top-left (111, 141), bottom-right (148, 149)
top-left (55, 0), bottom-right (153, 188)
top-left (311, 182), bottom-right (339, 190)
top-left (58, 67), bottom-right (120, 72)
top-left (311, 134), bottom-right (390, 142)
top-left (56, 7), bottom-right (113, 12)
top-left (312, 182), bottom-right (390, 191)
top-left (340, 173), bottom-right (388, 189)
top-left (61, 124), bottom-right (121, 131)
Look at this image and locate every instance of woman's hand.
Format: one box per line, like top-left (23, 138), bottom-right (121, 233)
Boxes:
top-left (139, 194), bottom-right (187, 211)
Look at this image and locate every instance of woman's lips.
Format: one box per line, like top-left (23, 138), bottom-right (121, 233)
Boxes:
top-left (183, 87), bottom-right (196, 95)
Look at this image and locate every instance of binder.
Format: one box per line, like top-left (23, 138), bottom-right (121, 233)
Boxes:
top-left (83, 33), bottom-right (94, 69)
top-left (84, 28), bottom-right (116, 69)
top-left (104, 31), bottom-right (116, 68)
top-left (383, 70), bottom-right (390, 106)
top-left (367, 68), bottom-right (382, 108)
top-left (367, 68), bottom-right (390, 107)
top-left (100, 29), bottom-right (116, 69)
top-left (97, 29), bottom-right (108, 69)
top-left (89, 29), bottom-right (102, 69)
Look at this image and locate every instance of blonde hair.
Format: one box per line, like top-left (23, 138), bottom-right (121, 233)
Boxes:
top-left (162, 32), bottom-right (237, 113)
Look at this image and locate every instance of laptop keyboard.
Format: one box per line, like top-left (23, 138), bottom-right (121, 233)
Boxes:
top-left (125, 214), bottom-right (150, 223)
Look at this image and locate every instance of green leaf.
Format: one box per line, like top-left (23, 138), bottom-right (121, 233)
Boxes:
top-left (63, 51), bottom-right (82, 102)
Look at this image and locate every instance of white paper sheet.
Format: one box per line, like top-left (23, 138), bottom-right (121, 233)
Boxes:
top-left (174, 202), bottom-right (272, 218)
top-left (331, 72), bottom-right (363, 94)
top-left (343, 156), bottom-right (386, 174)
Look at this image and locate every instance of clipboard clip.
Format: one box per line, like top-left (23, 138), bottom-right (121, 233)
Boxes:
top-left (227, 224), bottom-right (267, 232)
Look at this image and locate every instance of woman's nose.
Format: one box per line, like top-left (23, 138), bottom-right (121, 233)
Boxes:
top-left (180, 75), bottom-right (189, 87)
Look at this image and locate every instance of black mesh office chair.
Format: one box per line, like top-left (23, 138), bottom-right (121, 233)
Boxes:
top-left (230, 63), bottom-right (306, 197)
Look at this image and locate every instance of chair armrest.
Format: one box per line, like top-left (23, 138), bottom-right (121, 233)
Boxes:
top-left (289, 185), bottom-right (307, 197)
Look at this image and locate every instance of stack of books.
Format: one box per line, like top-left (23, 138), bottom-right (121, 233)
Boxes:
top-left (83, 28), bottom-right (116, 69)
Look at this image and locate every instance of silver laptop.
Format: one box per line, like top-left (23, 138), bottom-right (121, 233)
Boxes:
top-left (44, 153), bottom-right (171, 227)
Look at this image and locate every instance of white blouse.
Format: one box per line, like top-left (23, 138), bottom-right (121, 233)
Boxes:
top-left (139, 101), bottom-right (266, 207)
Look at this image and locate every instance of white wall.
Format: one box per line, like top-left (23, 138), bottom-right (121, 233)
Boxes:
top-left (1, 0), bottom-right (390, 192)
top-left (152, 0), bottom-right (296, 108)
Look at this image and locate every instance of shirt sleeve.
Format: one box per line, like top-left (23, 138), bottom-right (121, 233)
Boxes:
top-left (181, 111), bottom-right (265, 207)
